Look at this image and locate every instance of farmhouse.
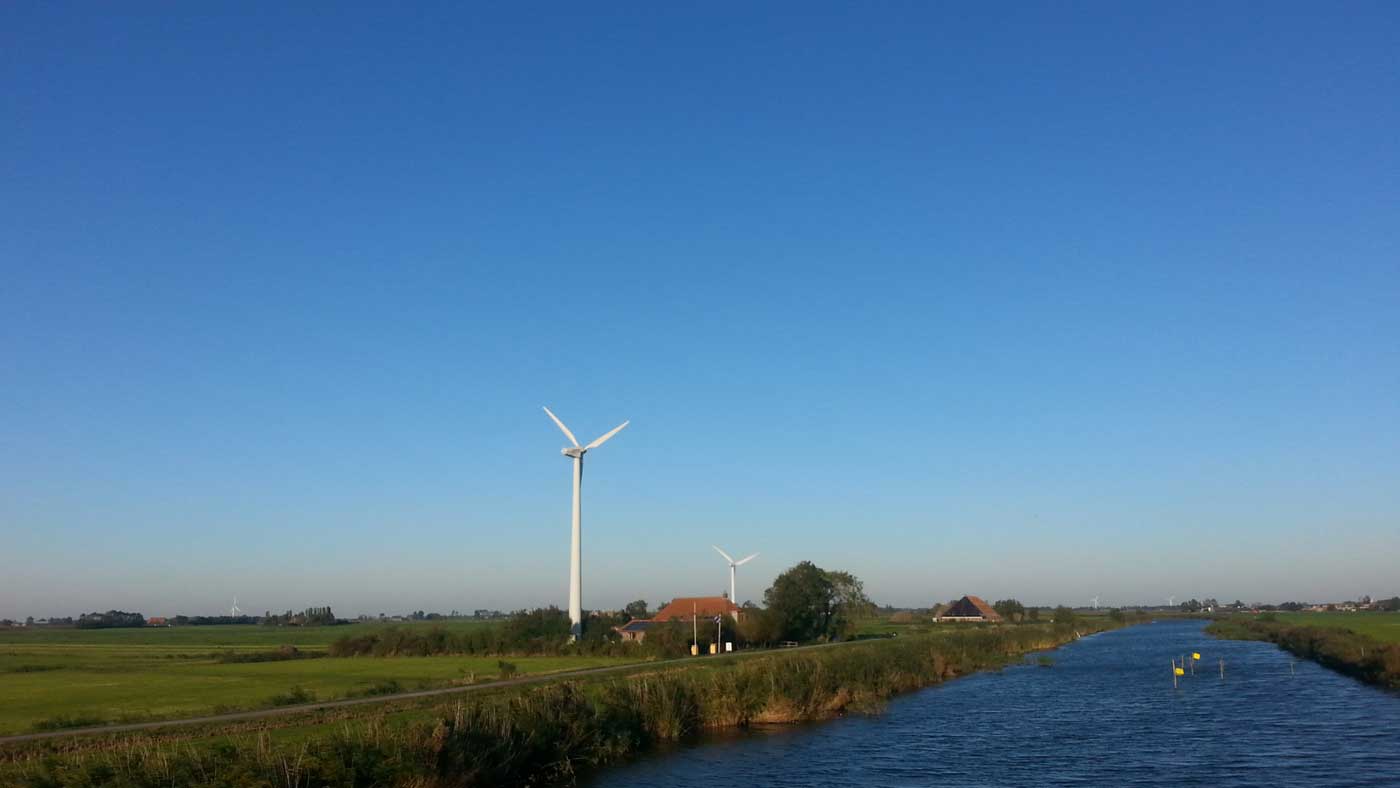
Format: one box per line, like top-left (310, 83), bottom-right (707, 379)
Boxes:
top-left (615, 619), bottom-right (654, 642)
top-left (653, 596), bottom-right (742, 623)
top-left (613, 596), bottom-right (743, 643)
top-left (936, 595), bottom-right (1003, 623)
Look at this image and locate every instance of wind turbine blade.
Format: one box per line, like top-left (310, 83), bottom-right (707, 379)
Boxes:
top-left (542, 406), bottom-right (580, 447)
top-left (712, 545), bottom-right (735, 564)
top-left (735, 553), bottom-right (759, 566)
top-left (584, 420), bottom-right (629, 450)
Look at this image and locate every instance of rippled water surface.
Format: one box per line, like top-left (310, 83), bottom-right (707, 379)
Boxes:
top-left (588, 620), bottom-right (1400, 787)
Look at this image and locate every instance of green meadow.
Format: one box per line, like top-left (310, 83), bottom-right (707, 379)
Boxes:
top-left (1267, 611), bottom-right (1400, 643)
top-left (0, 623), bottom-right (637, 736)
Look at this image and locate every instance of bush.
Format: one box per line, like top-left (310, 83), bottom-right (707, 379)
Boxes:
top-left (267, 685), bottom-right (317, 706)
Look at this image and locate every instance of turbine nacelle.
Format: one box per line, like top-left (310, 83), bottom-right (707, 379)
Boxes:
top-left (562, 447), bottom-right (586, 459)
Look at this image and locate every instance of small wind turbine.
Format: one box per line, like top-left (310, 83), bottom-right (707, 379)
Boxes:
top-left (712, 546), bottom-right (758, 615)
top-left (1089, 595), bottom-right (1101, 610)
top-left (1165, 595), bottom-right (1176, 608)
top-left (544, 407), bottom-right (629, 640)
top-left (230, 596), bottom-right (242, 617)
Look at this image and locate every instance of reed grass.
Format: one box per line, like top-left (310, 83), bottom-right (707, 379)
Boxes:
top-left (1208, 616), bottom-right (1400, 689)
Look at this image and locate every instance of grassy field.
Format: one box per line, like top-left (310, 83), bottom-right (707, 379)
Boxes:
top-left (1, 621), bottom-right (1124, 787)
top-left (0, 623), bottom-right (638, 736)
top-left (1265, 611), bottom-right (1400, 643)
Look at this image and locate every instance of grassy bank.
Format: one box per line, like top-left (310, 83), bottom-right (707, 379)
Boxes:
top-left (1207, 615), bottom-right (1400, 690)
top-left (5, 622), bottom-right (1117, 787)
top-left (1261, 611), bottom-right (1400, 643)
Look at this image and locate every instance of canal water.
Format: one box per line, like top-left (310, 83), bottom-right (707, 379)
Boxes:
top-left (587, 620), bottom-right (1400, 787)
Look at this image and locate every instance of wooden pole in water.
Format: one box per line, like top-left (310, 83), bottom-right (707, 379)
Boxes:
top-left (1219, 658), bottom-right (1224, 679)
top-left (1172, 660), bottom-right (1178, 689)
top-left (1290, 659), bottom-right (1295, 676)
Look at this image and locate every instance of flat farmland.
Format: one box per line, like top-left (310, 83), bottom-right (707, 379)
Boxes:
top-left (1269, 611), bottom-right (1400, 643)
top-left (0, 623), bottom-right (640, 736)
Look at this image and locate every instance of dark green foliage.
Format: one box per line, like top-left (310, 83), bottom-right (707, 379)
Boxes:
top-left (326, 607), bottom-right (680, 659)
top-left (266, 685), bottom-right (317, 706)
top-left (262, 606), bottom-right (338, 626)
top-left (1208, 618), bottom-right (1400, 690)
top-left (75, 611), bottom-right (144, 629)
top-left (352, 679), bottom-right (403, 697)
top-left (762, 562), bottom-right (871, 642)
top-left (214, 645), bottom-right (320, 663)
top-left (171, 615), bottom-right (258, 626)
top-left (624, 600), bottom-right (650, 620)
top-left (993, 599), bottom-right (1026, 622)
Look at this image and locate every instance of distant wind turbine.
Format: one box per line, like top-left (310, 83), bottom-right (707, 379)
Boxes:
top-left (230, 596), bottom-right (242, 617)
top-left (544, 407), bottom-right (629, 640)
top-left (1089, 595), bottom-right (1101, 610)
top-left (1165, 595), bottom-right (1176, 607)
top-left (712, 546), bottom-right (759, 614)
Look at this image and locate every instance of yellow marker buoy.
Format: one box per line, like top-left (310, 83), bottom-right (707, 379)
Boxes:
top-left (1192, 652), bottom-right (1201, 660)
top-left (1174, 667), bottom-right (1185, 676)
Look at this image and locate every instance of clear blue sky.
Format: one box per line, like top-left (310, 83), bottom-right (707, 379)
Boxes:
top-left (3, 3), bottom-right (1397, 619)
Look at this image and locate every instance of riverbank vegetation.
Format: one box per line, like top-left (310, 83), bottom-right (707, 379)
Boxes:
top-left (5, 621), bottom-right (1122, 787)
top-left (1207, 615), bottom-right (1400, 690)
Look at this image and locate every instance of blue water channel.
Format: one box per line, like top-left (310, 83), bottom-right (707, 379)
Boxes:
top-left (587, 620), bottom-right (1400, 787)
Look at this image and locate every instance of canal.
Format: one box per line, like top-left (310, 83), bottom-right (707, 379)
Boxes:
top-left (588, 620), bottom-right (1400, 787)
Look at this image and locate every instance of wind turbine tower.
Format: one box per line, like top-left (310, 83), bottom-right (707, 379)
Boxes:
top-left (544, 407), bottom-right (629, 640)
top-left (712, 546), bottom-right (759, 615)
top-left (230, 597), bottom-right (242, 617)
top-left (1089, 595), bottom-right (1101, 610)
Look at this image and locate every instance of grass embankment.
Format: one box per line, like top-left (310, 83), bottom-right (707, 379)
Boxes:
top-left (0, 623), bottom-right (636, 736)
top-left (1207, 613), bottom-right (1400, 690)
top-left (4, 622), bottom-right (1114, 788)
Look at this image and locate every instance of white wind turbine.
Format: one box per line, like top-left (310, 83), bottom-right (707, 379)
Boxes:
top-left (712, 546), bottom-right (759, 614)
top-left (1165, 595), bottom-right (1176, 608)
top-left (230, 596), bottom-right (242, 617)
top-left (1089, 595), bottom-right (1101, 610)
top-left (544, 407), bottom-right (629, 640)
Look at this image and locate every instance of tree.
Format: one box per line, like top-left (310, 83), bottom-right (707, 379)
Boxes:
top-left (1027, 607), bottom-right (1040, 622)
top-left (623, 600), bottom-right (649, 621)
top-left (762, 561), bottom-right (871, 642)
top-left (764, 561), bottom-right (835, 642)
top-left (826, 570), bottom-right (874, 635)
top-left (1052, 606), bottom-right (1076, 625)
top-left (25, 616), bottom-right (34, 627)
top-left (993, 599), bottom-right (1026, 623)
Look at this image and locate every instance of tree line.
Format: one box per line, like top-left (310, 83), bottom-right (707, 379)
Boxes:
top-left (76, 610), bottom-right (146, 629)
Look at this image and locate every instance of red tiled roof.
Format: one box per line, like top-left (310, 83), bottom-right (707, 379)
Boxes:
top-left (652, 596), bottom-right (741, 621)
